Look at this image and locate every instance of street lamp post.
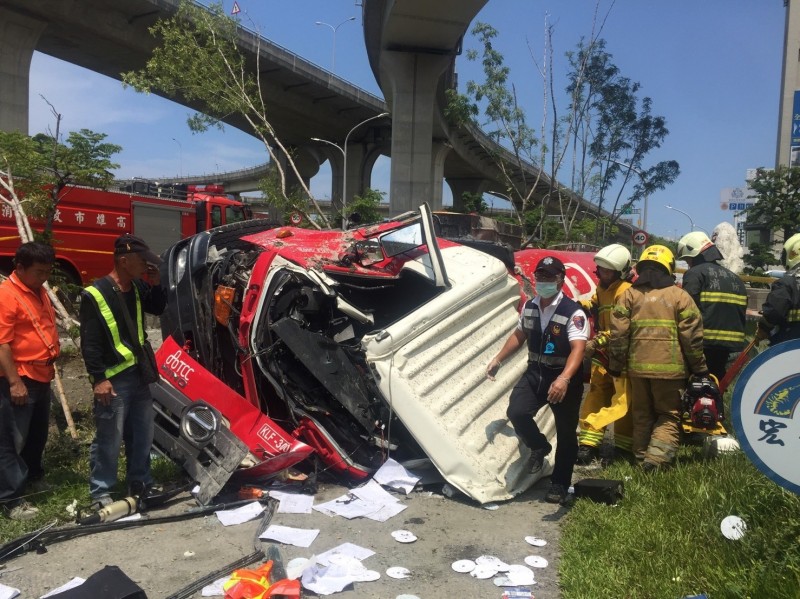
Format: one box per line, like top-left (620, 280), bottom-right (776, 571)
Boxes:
top-left (311, 111), bottom-right (389, 229)
top-left (315, 17), bottom-right (355, 73)
top-left (664, 204), bottom-right (710, 235)
top-left (609, 158), bottom-right (648, 232)
top-left (485, 190), bottom-right (521, 221)
top-left (172, 138), bottom-right (183, 178)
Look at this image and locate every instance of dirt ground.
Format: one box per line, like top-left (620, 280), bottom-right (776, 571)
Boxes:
top-left (1, 336), bottom-right (572, 598)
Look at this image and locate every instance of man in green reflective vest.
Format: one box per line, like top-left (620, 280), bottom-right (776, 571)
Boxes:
top-left (80, 234), bottom-right (167, 506)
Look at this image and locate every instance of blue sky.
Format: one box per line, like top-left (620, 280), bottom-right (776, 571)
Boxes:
top-left (28, 1), bottom-right (785, 239)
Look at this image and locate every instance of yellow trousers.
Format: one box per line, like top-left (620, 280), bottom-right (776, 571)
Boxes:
top-left (578, 363), bottom-right (633, 452)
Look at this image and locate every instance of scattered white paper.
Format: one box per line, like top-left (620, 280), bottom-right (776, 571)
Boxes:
top-left (364, 501), bottom-right (407, 522)
top-left (352, 480), bottom-right (399, 505)
top-left (40, 578), bottom-right (85, 598)
top-left (200, 576), bottom-right (229, 596)
top-left (214, 501), bottom-right (264, 526)
top-left (373, 458), bottom-right (420, 494)
top-left (259, 524), bottom-right (320, 548)
top-left (316, 542), bottom-right (375, 566)
top-left (269, 490), bottom-right (314, 514)
top-left (0, 584), bottom-right (20, 599)
top-left (313, 494), bottom-right (381, 520)
top-left (301, 554), bottom-right (379, 595)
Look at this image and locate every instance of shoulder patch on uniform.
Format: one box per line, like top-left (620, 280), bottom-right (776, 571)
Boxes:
top-left (572, 315), bottom-right (585, 330)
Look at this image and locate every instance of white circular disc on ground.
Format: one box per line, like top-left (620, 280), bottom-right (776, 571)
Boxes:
top-left (391, 529), bottom-right (418, 543)
top-left (470, 563), bottom-right (498, 579)
top-left (524, 555), bottom-right (548, 568)
top-left (475, 555), bottom-right (509, 572)
top-left (285, 557), bottom-right (310, 580)
top-left (524, 536), bottom-right (547, 547)
top-left (721, 515), bottom-right (747, 540)
top-left (386, 566), bottom-right (411, 579)
top-left (506, 564), bottom-right (535, 585)
top-left (451, 559), bottom-right (476, 573)
top-left (396, 595), bottom-right (420, 599)
top-left (493, 576), bottom-right (514, 587)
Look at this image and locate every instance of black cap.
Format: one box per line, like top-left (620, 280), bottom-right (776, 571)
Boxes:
top-left (534, 255), bottom-right (566, 277)
top-left (114, 234), bottom-right (161, 265)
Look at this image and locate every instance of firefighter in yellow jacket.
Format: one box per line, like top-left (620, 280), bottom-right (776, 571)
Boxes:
top-left (576, 244), bottom-right (634, 464)
top-left (608, 245), bottom-right (708, 471)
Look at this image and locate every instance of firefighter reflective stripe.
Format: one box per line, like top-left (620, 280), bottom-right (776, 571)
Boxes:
top-left (85, 285), bottom-right (143, 379)
top-left (612, 305), bottom-right (631, 318)
top-left (704, 329), bottom-right (746, 342)
top-left (551, 314), bottom-right (569, 325)
top-left (699, 291), bottom-right (747, 305)
top-left (628, 319), bottom-right (687, 374)
top-left (789, 308), bottom-right (800, 323)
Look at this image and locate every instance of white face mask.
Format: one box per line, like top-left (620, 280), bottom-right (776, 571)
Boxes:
top-left (536, 282), bottom-right (559, 298)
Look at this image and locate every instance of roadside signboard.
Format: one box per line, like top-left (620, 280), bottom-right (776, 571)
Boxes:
top-left (632, 230), bottom-right (648, 246)
top-left (732, 339), bottom-right (800, 495)
top-left (289, 212), bottom-right (302, 225)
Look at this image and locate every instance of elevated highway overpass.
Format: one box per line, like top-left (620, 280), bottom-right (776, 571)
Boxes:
top-left (0, 0), bottom-right (634, 239)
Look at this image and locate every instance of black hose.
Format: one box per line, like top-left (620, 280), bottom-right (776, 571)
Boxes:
top-left (0, 497), bottom-right (277, 564)
top-left (164, 498), bottom-right (279, 599)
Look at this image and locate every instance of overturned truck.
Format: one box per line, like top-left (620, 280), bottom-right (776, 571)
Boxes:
top-left (151, 205), bottom-right (598, 504)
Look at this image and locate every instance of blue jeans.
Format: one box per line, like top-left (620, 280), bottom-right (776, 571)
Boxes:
top-left (89, 368), bottom-right (154, 498)
top-left (0, 377), bottom-right (52, 503)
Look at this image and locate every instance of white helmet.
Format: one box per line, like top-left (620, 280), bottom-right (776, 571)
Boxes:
top-left (783, 233), bottom-right (800, 270)
top-left (677, 231), bottom-right (713, 259)
top-left (594, 243), bottom-right (631, 273)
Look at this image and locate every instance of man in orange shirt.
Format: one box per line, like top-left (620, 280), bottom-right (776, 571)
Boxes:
top-left (0, 242), bottom-right (60, 520)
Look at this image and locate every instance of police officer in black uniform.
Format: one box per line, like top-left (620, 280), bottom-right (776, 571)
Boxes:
top-left (676, 231), bottom-right (748, 381)
top-left (486, 256), bottom-right (588, 504)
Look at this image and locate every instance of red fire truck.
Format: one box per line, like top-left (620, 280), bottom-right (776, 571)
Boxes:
top-left (0, 181), bottom-right (251, 285)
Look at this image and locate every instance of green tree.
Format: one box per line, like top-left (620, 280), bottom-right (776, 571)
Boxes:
top-left (123, 0), bottom-right (330, 228)
top-left (746, 166), bottom-right (800, 242)
top-left (0, 127), bottom-right (121, 239)
top-left (461, 191), bottom-right (487, 214)
top-left (347, 188), bottom-right (384, 227)
top-left (452, 13), bottom-right (679, 245)
top-left (742, 241), bottom-right (777, 273)
top-left (566, 39), bottom-right (679, 228)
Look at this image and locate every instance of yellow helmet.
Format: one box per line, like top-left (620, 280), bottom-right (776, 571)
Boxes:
top-left (638, 244), bottom-right (675, 276)
top-left (783, 233), bottom-right (800, 270)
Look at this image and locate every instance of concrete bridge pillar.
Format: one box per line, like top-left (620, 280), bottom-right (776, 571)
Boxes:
top-left (0, 8), bottom-right (46, 133)
top-left (446, 178), bottom-right (492, 212)
top-left (309, 142), bottom-right (383, 215)
top-left (275, 146), bottom-right (322, 197)
top-left (382, 52), bottom-right (452, 216)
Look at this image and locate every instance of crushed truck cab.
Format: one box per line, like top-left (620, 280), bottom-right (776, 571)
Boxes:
top-left (153, 206), bottom-right (598, 503)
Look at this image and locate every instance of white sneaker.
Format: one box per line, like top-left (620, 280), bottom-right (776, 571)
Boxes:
top-left (8, 501), bottom-right (39, 521)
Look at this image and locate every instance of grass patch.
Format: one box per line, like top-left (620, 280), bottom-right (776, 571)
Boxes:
top-left (1, 406), bottom-right (182, 545)
top-left (561, 449), bottom-right (800, 598)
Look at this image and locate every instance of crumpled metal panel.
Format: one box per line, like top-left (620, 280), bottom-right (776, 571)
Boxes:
top-left (363, 245), bottom-right (557, 504)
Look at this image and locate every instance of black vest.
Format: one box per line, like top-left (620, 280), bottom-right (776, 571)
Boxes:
top-left (521, 295), bottom-right (583, 380)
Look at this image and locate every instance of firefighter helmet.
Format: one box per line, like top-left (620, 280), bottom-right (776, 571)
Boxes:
top-left (782, 233), bottom-right (800, 270)
top-left (594, 243), bottom-right (631, 274)
top-left (638, 245), bottom-right (675, 276)
top-left (676, 231), bottom-right (713, 260)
